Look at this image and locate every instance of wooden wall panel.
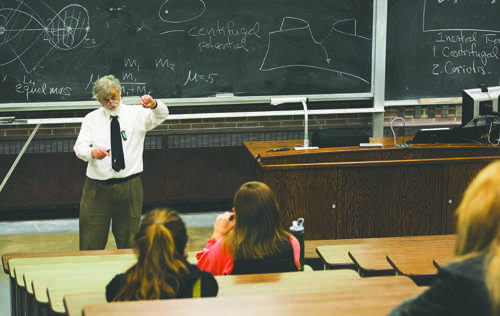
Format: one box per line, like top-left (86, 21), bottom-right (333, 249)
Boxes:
top-left (142, 149), bottom-right (167, 204)
top-left (0, 153), bottom-right (85, 209)
top-left (274, 169), bottom-right (338, 240)
top-left (445, 162), bottom-right (491, 234)
top-left (164, 146), bottom-right (250, 202)
top-left (397, 164), bottom-right (443, 236)
top-left (337, 166), bottom-right (404, 238)
top-left (0, 145), bottom-right (252, 214)
top-left (247, 140), bottom-right (500, 239)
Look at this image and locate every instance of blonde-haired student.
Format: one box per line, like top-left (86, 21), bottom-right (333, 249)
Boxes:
top-left (106, 208), bottom-right (218, 301)
top-left (389, 160), bottom-right (500, 316)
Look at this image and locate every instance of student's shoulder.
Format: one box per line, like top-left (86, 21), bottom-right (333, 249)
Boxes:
top-left (440, 254), bottom-right (485, 282)
top-left (185, 262), bottom-right (215, 279)
top-left (105, 273), bottom-right (126, 302)
top-left (106, 273), bottom-right (125, 288)
top-left (443, 255), bottom-right (484, 272)
top-left (185, 262), bottom-right (218, 297)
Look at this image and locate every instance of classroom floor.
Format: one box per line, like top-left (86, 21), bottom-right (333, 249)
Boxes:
top-left (0, 212), bottom-right (218, 315)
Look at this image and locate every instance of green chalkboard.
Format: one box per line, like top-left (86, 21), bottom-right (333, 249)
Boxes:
top-left (0, 0), bottom-right (373, 103)
top-left (386, 0), bottom-right (500, 100)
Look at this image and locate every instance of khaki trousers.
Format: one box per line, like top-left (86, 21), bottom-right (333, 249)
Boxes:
top-left (79, 176), bottom-right (143, 250)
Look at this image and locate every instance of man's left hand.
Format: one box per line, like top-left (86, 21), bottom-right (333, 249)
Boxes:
top-left (139, 95), bottom-right (157, 109)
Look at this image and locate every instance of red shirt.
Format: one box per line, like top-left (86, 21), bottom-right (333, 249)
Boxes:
top-left (196, 235), bottom-right (301, 276)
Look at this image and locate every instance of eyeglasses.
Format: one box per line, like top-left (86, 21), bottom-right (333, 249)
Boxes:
top-left (100, 88), bottom-right (121, 104)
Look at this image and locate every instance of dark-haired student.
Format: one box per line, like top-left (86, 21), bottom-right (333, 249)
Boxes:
top-left (106, 209), bottom-right (218, 301)
top-left (388, 160), bottom-right (500, 316)
top-left (196, 181), bottom-right (300, 275)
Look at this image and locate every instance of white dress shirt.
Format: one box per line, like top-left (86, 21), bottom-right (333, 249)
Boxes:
top-left (74, 100), bottom-right (169, 180)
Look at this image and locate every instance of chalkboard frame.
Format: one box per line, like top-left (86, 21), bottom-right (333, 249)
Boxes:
top-left (0, 0), bottom-right (377, 111)
top-left (385, 0), bottom-right (500, 103)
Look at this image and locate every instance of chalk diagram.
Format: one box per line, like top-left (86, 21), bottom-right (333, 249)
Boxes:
top-left (260, 17), bottom-right (371, 84)
top-left (0, 1), bottom-right (90, 74)
top-left (159, 0), bottom-right (206, 34)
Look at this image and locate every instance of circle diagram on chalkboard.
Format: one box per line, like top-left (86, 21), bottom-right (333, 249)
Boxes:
top-left (0, 1), bottom-right (90, 74)
top-left (159, 0), bottom-right (206, 23)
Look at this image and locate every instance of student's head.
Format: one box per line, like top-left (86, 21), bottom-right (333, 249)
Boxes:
top-left (112, 208), bottom-right (189, 301)
top-left (93, 75), bottom-right (122, 111)
top-left (227, 181), bottom-right (290, 259)
top-left (134, 208), bottom-right (188, 262)
top-left (453, 160), bottom-right (500, 316)
top-left (454, 160), bottom-right (500, 258)
top-left (232, 181), bottom-right (281, 235)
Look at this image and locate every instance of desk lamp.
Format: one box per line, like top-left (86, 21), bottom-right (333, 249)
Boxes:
top-left (390, 116), bottom-right (410, 147)
top-left (270, 97), bottom-right (318, 150)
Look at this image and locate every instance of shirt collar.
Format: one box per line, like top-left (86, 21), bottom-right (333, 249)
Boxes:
top-left (102, 103), bottom-right (123, 118)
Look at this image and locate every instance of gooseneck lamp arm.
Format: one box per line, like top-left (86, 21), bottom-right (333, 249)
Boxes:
top-left (300, 98), bottom-right (309, 148)
top-left (270, 97), bottom-right (316, 150)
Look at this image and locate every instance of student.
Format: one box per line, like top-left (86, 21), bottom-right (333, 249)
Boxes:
top-left (196, 181), bottom-right (300, 275)
top-left (388, 160), bottom-right (500, 316)
top-left (106, 208), bottom-right (218, 301)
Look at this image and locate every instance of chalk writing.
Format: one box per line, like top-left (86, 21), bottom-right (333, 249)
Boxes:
top-left (0, 0), bottom-right (374, 102)
top-left (121, 72), bottom-right (137, 82)
top-left (187, 20), bottom-right (261, 52)
top-left (154, 58), bottom-right (176, 72)
top-left (15, 76), bottom-right (71, 101)
top-left (183, 70), bottom-right (218, 86)
top-left (124, 57), bottom-right (140, 72)
top-left (86, 73), bottom-right (149, 97)
top-left (421, 0), bottom-right (500, 79)
top-left (431, 31), bottom-right (499, 76)
top-left (86, 73), bottom-right (108, 90)
top-left (121, 84), bottom-right (150, 96)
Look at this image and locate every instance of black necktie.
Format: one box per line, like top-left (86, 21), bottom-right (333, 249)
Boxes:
top-left (110, 115), bottom-right (125, 172)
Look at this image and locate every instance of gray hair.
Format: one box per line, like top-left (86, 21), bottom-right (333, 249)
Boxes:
top-left (92, 75), bottom-right (122, 100)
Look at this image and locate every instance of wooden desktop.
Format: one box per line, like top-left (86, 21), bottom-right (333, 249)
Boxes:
top-left (244, 138), bottom-right (500, 240)
top-left (82, 276), bottom-right (424, 316)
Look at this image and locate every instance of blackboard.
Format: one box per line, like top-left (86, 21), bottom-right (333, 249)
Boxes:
top-left (0, 0), bottom-right (373, 103)
top-left (386, 0), bottom-right (500, 101)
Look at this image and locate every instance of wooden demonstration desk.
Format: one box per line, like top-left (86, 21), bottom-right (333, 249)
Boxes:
top-left (244, 138), bottom-right (500, 240)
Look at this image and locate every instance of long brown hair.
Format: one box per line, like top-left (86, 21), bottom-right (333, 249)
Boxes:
top-left (453, 160), bottom-right (500, 316)
top-left (223, 181), bottom-right (291, 260)
top-left (112, 208), bottom-right (189, 301)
